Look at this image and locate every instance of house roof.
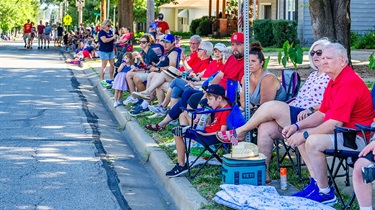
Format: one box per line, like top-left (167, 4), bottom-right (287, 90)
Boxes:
top-left (159, 0), bottom-right (223, 9)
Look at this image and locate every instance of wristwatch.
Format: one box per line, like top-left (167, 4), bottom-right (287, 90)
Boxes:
top-left (303, 131), bottom-right (309, 140)
top-left (308, 107), bottom-right (314, 112)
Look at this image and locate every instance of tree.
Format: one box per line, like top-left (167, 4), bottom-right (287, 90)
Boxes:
top-left (309, 0), bottom-right (351, 64)
top-left (118, 0), bottom-right (133, 29)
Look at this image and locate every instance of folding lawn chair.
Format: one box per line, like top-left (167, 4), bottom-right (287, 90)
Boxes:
top-left (184, 79), bottom-right (244, 179)
top-left (324, 84), bottom-right (375, 209)
top-left (274, 70), bottom-right (307, 181)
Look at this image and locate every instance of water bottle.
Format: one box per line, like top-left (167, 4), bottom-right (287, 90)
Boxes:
top-left (280, 168), bottom-right (288, 190)
top-left (195, 107), bottom-right (212, 131)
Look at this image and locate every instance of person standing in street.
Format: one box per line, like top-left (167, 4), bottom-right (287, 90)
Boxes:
top-left (43, 22), bottom-right (52, 49)
top-left (37, 20), bottom-right (45, 49)
top-left (57, 23), bottom-right (64, 47)
top-left (98, 19), bottom-right (118, 81)
top-left (23, 19), bottom-right (32, 49)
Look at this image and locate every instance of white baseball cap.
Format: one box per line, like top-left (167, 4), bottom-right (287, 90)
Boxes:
top-left (214, 43), bottom-right (226, 52)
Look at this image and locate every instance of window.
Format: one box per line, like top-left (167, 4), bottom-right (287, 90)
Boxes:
top-left (286, 0), bottom-right (296, 20)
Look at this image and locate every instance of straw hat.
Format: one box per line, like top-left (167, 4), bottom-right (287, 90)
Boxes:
top-left (223, 142), bottom-right (266, 160)
top-left (163, 66), bottom-right (181, 78)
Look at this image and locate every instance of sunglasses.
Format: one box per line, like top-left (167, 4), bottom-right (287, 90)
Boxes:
top-left (197, 48), bottom-right (204, 51)
top-left (310, 50), bottom-right (322, 56)
top-left (139, 40), bottom-right (147, 44)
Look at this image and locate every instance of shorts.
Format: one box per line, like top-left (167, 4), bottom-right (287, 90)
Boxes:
top-left (83, 50), bottom-right (91, 58)
top-left (328, 133), bottom-right (366, 151)
top-left (23, 33), bottom-right (31, 40)
top-left (289, 106), bottom-right (305, 124)
top-left (38, 34), bottom-right (44, 40)
top-left (136, 72), bottom-right (149, 82)
top-left (361, 152), bottom-right (375, 163)
top-left (187, 91), bottom-right (204, 109)
top-left (58, 36), bottom-right (63, 42)
top-left (99, 51), bottom-right (115, 60)
top-left (44, 34), bottom-right (50, 40)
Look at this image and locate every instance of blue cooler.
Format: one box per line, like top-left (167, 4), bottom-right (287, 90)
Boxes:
top-left (222, 155), bottom-right (266, 185)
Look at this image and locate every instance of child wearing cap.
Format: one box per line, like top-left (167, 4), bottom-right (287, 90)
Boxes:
top-left (166, 84), bottom-right (231, 177)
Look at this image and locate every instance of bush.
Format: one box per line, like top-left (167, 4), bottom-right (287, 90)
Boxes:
top-left (272, 20), bottom-right (298, 47)
top-left (253, 19), bottom-right (274, 47)
top-left (197, 18), bottom-right (213, 36)
top-left (355, 30), bottom-right (375, 49)
top-left (350, 31), bottom-right (359, 47)
top-left (190, 18), bottom-right (203, 35)
top-left (170, 31), bottom-right (193, 39)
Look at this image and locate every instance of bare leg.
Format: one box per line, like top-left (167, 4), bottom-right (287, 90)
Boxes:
top-left (100, 60), bottom-right (109, 81)
top-left (297, 140), bottom-right (315, 178)
top-left (156, 87), bottom-right (166, 105)
top-left (162, 87), bottom-right (173, 108)
top-left (353, 158), bottom-right (373, 207)
top-left (236, 101), bottom-right (292, 141)
top-left (158, 115), bottom-right (173, 127)
top-left (174, 135), bottom-right (186, 166)
top-left (126, 71), bottom-right (138, 94)
top-left (179, 111), bottom-right (191, 126)
top-left (304, 134), bottom-right (332, 188)
top-left (133, 75), bottom-right (146, 92)
top-left (257, 121), bottom-right (284, 181)
top-left (108, 58), bottom-right (115, 80)
top-left (145, 72), bottom-right (173, 93)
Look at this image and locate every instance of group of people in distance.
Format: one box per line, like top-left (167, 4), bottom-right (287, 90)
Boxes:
top-left (23, 19), bottom-right (54, 49)
top-left (96, 15), bottom-right (375, 208)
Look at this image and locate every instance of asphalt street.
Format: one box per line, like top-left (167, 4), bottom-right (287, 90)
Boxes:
top-left (0, 41), bottom-right (175, 210)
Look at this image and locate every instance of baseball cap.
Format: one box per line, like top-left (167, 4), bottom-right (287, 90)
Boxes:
top-left (214, 43), bottom-right (226, 52)
top-left (231, 32), bottom-right (244, 43)
top-left (162, 34), bottom-right (175, 43)
top-left (206, 84), bottom-right (226, 98)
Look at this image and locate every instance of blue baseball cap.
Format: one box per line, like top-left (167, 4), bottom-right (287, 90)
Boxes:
top-left (162, 34), bottom-right (175, 43)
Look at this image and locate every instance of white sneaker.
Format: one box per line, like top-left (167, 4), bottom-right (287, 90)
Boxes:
top-left (123, 96), bottom-right (138, 105)
top-left (147, 113), bottom-right (166, 119)
top-left (148, 104), bottom-right (168, 114)
top-left (114, 100), bottom-right (121, 108)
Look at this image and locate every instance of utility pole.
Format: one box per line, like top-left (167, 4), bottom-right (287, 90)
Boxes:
top-left (146, 0), bottom-right (154, 31)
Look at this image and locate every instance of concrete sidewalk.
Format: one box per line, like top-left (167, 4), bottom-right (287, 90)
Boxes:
top-left (80, 50), bottom-right (374, 209)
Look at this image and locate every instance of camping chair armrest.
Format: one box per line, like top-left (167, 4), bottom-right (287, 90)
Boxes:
top-left (285, 97), bottom-right (296, 104)
top-left (334, 126), bottom-right (359, 133)
top-left (180, 107), bottom-right (232, 115)
top-left (355, 124), bottom-right (375, 132)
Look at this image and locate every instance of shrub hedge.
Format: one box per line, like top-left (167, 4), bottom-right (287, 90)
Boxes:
top-left (253, 19), bottom-right (298, 47)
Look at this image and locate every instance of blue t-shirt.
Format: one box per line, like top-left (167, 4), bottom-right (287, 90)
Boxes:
top-left (44, 26), bottom-right (52, 35)
top-left (84, 45), bottom-right (94, 52)
top-left (98, 30), bottom-right (114, 52)
top-left (142, 48), bottom-right (160, 68)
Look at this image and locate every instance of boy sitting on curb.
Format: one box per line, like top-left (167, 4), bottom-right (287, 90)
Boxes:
top-left (166, 84), bottom-right (231, 177)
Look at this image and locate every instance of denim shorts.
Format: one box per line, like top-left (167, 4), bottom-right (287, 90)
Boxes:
top-left (170, 78), bottom-right (188, 98)
top-left (289, 106), bottom-right (305, 124)
top-left (99, 51), bottom-right (115, 60)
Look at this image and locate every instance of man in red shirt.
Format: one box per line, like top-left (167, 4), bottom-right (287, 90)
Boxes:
top-left (179, 35), bottom-right (201, 72)
top-left (37, 20), bottom-right (45, 49)
top-left (149, 13), bottom-right (170, 38)
top-left (23, 19), bottom-right (32, 49)
top-left (282, 43), bottom-right (375, 205)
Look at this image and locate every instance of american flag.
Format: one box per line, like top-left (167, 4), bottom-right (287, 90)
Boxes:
top-left (238, 2), bottom-right (244, 29)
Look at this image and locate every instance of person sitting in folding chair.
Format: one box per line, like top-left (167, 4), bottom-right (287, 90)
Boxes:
top-left (353, 131), bottom-right (375, 210)
top-left (216, 38), bottom-right (331, 184)
top-left (279, 43), bottom-right (375, 205)
top-left (165, 84), bottom-right (231, 177)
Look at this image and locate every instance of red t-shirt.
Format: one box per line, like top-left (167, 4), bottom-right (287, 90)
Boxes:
top-left (96, 25), bottom-right (100, 32)
top-left (202, 60), bottom-right (224, 78)
top-left (205, 103), bottom-right (231, 133)
top-left (180, 51), bottom-right (199, 72)
top-left (24, 23), bottom-right (32, 33)
top-left (190, 57), bottom-right (210, 74)
top-left (320, 65), bottom-right (375, 131)
top-left (157, 21), bottom-right (169, 34)
top-left (219, 55), bottom-right (244, 89)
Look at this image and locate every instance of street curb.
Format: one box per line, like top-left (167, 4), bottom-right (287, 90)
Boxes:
top-left (91, 65), bottom-right (208, 210)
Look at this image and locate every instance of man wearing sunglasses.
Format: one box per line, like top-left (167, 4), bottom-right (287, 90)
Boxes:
top-left (149, 13), bottom-right (170, 39)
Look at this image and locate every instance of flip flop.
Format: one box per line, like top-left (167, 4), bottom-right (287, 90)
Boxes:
top-left (216, 129), bottom-right (238, 145)
top-left (145, 123), bottom-right (164, 131)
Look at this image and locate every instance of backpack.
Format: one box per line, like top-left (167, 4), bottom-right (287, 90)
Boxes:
top-left (281, 69), bottom-right (301, 101)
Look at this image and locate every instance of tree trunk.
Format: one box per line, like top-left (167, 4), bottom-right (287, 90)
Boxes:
top-left (309, 0), bottom-right (351, 65)
top-left (118, 0), bottom-right (134, 31)
top-left (100, 0), bottom-right (106, 23)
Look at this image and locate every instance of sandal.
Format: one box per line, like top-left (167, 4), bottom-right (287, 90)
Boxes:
top-left (145, 123), bottom-right (164, 131)
top-left (216, 129), bottom-right (239, 145)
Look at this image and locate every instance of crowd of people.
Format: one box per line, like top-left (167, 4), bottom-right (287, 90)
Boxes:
top-left (21, 14), bottom-right (375, 209)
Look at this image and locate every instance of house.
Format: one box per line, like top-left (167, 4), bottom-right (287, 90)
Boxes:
top-left (159, 0), bottom-right (375, 46)
top-left (159, 0), bottom-right (224, 32)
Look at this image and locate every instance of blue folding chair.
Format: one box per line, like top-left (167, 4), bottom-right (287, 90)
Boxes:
top-left (324, 84), bottom-right (375, 209)
top-left (183, 79), bottom-right (244, 179)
